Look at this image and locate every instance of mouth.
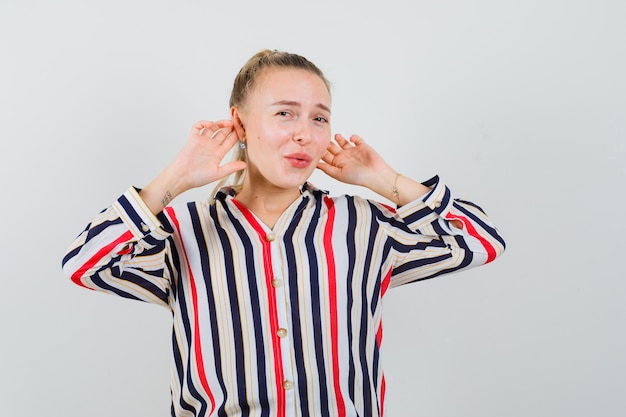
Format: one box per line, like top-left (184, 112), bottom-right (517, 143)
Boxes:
top-left (285, 153), bottom-right (313, 168)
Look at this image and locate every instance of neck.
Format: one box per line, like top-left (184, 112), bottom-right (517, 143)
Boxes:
top-left (235, 178), bottom-right (302, 229)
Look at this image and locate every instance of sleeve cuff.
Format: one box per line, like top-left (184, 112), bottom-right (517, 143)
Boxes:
top-left (396, 175), bottom-right (453, 229)
top-left (112, 187), bottom-right (174, 244)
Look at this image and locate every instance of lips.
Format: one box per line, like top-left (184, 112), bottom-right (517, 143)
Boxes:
top-left (285, 153), bottom-right (313, 168)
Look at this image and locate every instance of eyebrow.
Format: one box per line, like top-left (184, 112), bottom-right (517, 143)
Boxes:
top-left (271, 100), bottom-right (331, 114)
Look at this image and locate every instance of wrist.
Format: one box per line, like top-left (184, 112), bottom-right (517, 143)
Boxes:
top-left (140, 167), bottom-right (187, 214)
top-left (161, 165), bottom-right (189, 198)
top-left (368, 165), bottom-right (400, 202)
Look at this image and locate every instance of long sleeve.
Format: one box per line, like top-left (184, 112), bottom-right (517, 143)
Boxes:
top-left (61, 187), bottom-right (176, 308)
top-left (384, 175), bottom-right (506, 288)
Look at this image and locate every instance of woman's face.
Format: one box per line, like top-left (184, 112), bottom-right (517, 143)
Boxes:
top-left (234, 67), bottom-right (332, 192)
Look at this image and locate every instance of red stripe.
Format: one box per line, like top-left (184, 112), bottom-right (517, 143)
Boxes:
top-left (323, 197), bottom-right (346, 417)
top-left (71, 230), bottom-right (134, 288)
top-left (445, 212), bottom-right (497, 263)
top-left (376, 268), bottom-right (391, 347)
top-left (165, 207), bottom-right (216, 413)
top-left (232, 200), bottom-right (286, 417)
top-left (379, 203), bottom-right (396, 213)
top-left (380, 267), bottom-right (392, 298)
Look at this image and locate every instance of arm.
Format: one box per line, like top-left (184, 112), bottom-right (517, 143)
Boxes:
top-left (385, 176), bottom-right (505, 287)
top-left (317, 134), bottom-right (431, 206)
top-left (61, 120), bottom-right (246, 303)
top-left (317, 134), bottom-right (505, 285)
top-left (318, 133), bottom-right (464, 227)
top-left (61, 188), bottom-right (177, 306)
top-left (140, 119), bottom-right (246, 214)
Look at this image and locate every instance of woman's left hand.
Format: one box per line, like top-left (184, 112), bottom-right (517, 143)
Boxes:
top-left (317, 133), bottom-right (395, 188)
top-left (318, 133), bottom-right (431, 205)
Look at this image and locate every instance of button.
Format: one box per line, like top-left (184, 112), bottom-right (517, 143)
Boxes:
top-left (282, 380), bottom-right (294, 390)
top-left (271, 279), bottom-right (283, 288)
top-left (276, 328), bottom-right (288, 338)
top-left (265, 232), bottom-right (276, 242)
top-left (141, 223), bottom-right (150, 232)
top-left (434, 201), bottom-right (441, 209)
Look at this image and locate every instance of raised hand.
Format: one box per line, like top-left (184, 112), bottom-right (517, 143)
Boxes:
top-left (168, 120), bottom-right (246, 191)
top-left (140, 120), bottom-right (247, 214)
top-left (317, 133), bottom-right (430, 205)
top-left (317, 133), bottom-right (395, 188)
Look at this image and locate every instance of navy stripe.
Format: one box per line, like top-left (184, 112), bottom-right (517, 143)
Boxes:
top-left (167, 230), bottom-right (196, 416)
top-left (392, 253), bottom-right (453, 276)
top-left (283, 197), bottom-right (311, 417)
top-left (62, 245), bottom-right (81, 267)
top-left (357, 212), bottom-right (379, 415)
top-left (189, 203), bottom-right (218, 416)
top-left (435, 186), bottom-right (452, 215)
top-left (222, 201), bottom-right (271, 417)
top-left (85, 218), bottom-right (123, 243)
top-left (402, 205), bottom-right (435, 226)
top-left (91, 269), bottom-right (141, 301)
top-left (304, 196), bottom-right (331, 417)
top-left (452, 235), bottom-right (474, 269)
top-left (372, 337), bottom-right (381, 411)
top-left (171, 331), bottom-right (196, 416)
top-left (117, 194), bottom-right (146, 232)
top-left (345, 196), bottom-right (358, 405)
top-left (453, 202), bottom-right (506, 249)
top-left (214, 205), bottom-right (250, 416)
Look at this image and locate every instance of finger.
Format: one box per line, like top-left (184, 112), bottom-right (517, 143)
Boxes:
top-left (215, 119), bottom-right (233, 128)
top-left (325, 141), bottom-right (342, 155)
top-left (211, 125), bottom-right (237, 144)
top-left (219, 128), bottom-right (240, 148)
top-left (198, 121), bottom-right (222, 137)
top-left (334, 133), bottom-right (346, 146)
top-left (320, 151), bottom-right (337, 166)
top-left (197, 120), bottom-right (233, 137)
top-left (218, 160), bottom-right (247, 177)
top-left (209, 126), bottom-right (226, 140)
top-left (193, 120), bottom-right (213, 135)
top-left (350, 134), bottom-right (364, 145)
top-left (339, 139), bottom-right (353, 149)
top-left (316, 160), bottom-right (340, 178)
top-left (335, 133), bottom-right (353, 149)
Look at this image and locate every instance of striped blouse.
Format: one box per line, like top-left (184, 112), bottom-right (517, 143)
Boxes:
top-left (62, 176), bottom-right (505, 417)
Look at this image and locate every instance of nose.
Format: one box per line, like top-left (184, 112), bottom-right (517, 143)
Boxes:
top-left (293, 119), bottom-right (312, 144)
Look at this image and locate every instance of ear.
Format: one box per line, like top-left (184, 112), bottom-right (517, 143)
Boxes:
top-left (230, 106), bottom-right (246, 140)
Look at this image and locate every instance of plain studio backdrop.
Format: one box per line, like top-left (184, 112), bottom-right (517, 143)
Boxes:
top-left (1, 0), bottom-right (624, 416)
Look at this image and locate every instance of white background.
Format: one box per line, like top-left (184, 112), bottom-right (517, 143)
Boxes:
top-left (1, 0), bottom-right (625, 416)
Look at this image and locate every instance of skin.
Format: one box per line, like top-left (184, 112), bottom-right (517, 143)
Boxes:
top-left (231, 68), bottom-right (334, 226)
top-left (139, 66), bottom-right (459, 229)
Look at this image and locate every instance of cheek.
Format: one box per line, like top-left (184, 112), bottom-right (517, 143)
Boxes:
top-left (316, 132), bottom-right (331, 152)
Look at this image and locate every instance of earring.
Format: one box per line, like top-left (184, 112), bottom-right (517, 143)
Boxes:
top-left (239, 141), bottom-right (246, 149)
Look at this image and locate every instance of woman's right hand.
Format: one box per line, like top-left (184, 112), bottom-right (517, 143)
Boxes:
top-left (168, 120), bottom-right (247, 192)
top-left (139, 120), bottom-right (247, 214)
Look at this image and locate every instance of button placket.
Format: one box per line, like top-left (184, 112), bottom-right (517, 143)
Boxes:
top-left (266, 231), bottom-right (296, 398)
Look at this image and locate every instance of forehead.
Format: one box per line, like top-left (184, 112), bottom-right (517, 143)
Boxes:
top-left (249, 67), bottom-right (331, 106)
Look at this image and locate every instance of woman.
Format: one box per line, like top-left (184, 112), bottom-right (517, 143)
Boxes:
top-left (62, 50), bottom-right (505, 417)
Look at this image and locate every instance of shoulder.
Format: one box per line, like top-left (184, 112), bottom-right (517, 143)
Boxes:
top-left (321, 192), bottom-right (398, 219)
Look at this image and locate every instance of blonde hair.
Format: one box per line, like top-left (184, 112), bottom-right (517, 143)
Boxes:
top-left (212, 49), bottom-right (331, 197)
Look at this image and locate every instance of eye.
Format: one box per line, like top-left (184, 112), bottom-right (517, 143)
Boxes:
top-left (314, 116), bottom-right (328, 123)
top-left (277, 111), bottom-right (291, 117)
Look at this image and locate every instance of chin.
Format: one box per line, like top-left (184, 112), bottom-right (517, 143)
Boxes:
top-left (274, 172), bottom-right (312, 190)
